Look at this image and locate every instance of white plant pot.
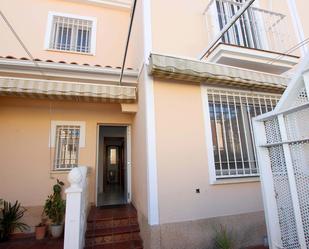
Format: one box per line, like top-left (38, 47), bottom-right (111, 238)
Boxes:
top-left (50, 224), bottom-right (64, 238)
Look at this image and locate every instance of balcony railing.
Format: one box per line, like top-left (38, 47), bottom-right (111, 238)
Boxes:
top-left (204, 0), bottom-right (294, 55)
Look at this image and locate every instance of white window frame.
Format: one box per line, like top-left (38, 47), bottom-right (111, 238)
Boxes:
top-left (201, 86), bottom-right (280, 184)
top-left (44, 11), bottom-right (97, 55)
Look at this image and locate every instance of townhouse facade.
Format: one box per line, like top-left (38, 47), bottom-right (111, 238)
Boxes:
top-left (1, 0), bottom-right (308, 248)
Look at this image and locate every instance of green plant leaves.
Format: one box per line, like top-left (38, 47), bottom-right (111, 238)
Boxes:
top-left (213, 225), bottom-right (235, 249)
top-left (0, 200), bottom-right (29, 242)
top-left (44, 179), bottom-right (65, 225)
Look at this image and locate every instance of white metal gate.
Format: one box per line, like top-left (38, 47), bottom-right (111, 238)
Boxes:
top-left (253, 55), bottom-right (309, 249)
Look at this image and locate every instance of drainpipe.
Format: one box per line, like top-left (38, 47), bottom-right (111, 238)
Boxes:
top-left (199, 0), bottom-right (256, 60)
top-left (119, 0), bottom-right (137, 85)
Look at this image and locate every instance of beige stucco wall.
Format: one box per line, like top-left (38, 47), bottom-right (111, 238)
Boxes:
top-left (131, 70), bottom-right (149, 219)
top-left (0, 0), bottom-right (136, 68)
top-left (0, 96), bottom-right (133, 229)
top-left (294, 0), bottom-right (309, 49)
top-left (151, 0), bottom-right (208, 58)
top-left (153, 78), bottom-right (264, 224)
top-left (127, 0), bottom-right (145, 70)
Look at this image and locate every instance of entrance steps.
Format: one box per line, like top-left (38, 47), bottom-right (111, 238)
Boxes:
top-left (85, 204), bottom-right (143, 249)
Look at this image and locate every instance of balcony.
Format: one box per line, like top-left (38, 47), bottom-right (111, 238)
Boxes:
top-left (203, 0), bottom-right (299, 74)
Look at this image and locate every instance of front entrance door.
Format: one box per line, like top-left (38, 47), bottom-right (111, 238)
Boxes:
top-left (96, 126), bottom-right (130, 206)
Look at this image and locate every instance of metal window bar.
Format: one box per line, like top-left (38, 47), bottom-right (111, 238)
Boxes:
top-left (207, 88), bottom-right (280, 178)
top-left (226, 95), bottom-right (238, 174)
top-left (219, 93), bottom-right (231, 175)
top-left (79, 19), bottom-right (84, 52)
top-left (232, 94), bottom-right (245, 174)
top-left (50, 15), bottom-right (92, 53)
top-left (211, 92), bottom-right (224, 176)
top-left (54, 125), bottom-right (80, 170)
top-left (59, 17), bottom-right (65, 50)
top-left (239, 94), bottom-right (252, 175)
top-left (246, 95), bottom-right (258, 174)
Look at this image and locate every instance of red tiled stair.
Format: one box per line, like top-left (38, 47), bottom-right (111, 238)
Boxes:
top-left (85, 204), bottom-right (143, 249)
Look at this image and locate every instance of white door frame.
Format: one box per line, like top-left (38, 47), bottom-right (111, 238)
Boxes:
top-left (95, 124), bottom-right (132, 207)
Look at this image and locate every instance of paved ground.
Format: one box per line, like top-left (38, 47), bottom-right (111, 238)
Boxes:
top-left (0, 238), bottom-right (268, 249)
top-left (0, 237), bottom-right (63, 249)
top-left (245, 246), bottom-right (268, 249)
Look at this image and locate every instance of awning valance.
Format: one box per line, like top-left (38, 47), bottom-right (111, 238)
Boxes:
top-left (149, 53), bottom-right (289, 92)
top-left (0, 77), bottom-right (137, 103)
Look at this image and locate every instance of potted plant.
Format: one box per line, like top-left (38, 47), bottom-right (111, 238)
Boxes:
top-left (43, 180), bottom-right (65, 238)
top-left (35, 218), bottom-right (47, 240)
top-left (0, 199), bottom-right (29, 242)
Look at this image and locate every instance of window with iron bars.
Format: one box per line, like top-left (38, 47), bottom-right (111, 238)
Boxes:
top-left (207, 88), bottom-right (280, 179)
top-left (48, 14), bottom-right (94, 54)
top-left (54, 125), bottom-right (80, 170)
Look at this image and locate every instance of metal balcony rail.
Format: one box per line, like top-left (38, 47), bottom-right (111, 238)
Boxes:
top-left (204, 0), bottom-right (293, 55)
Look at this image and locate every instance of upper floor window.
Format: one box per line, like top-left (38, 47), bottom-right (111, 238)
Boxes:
top-left (204, 88), bottom-right (281, 180)
top-left (45, 12), bottom-right (97, 54)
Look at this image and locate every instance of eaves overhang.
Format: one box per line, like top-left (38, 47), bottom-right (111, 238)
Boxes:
top-left (0, 58), bottom-right (138, 86)
top-left (63, 0), bottom-right (132, 9)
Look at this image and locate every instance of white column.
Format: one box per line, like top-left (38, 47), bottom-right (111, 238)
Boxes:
top-left (286, 0), bottom-right (308, 56)
top-left (64, 167), bottom-right (83, 249)
top-left (143, 0), bottom-right (159, 225)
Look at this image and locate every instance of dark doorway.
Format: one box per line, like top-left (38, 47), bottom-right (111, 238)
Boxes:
top-left (97, 126), bottom-right (127, 206)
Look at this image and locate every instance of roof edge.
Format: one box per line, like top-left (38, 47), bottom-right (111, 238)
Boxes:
top-left (63, 0), bottom-right (132, 10)
top-left (0, 58), bottom-right (138, 85)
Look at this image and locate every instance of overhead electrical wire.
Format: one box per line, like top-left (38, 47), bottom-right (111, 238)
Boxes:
top-left (119, 0), bottom-right (137, 85)
top-left (267, 38), bottom-right (309, 65)
top-left (0, 10), bottom-right (45, 76)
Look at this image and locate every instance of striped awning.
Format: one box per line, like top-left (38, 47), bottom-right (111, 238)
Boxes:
top-left (149, 53), bottom-right (289, 92)
top-left (0, 77), bottom-right (137, 103)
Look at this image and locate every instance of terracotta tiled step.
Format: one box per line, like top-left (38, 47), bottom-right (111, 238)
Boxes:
top-left (87, 205), bottom-right (137, 222)
top-left (86, 224), bottom-right (140, 237)
top-left (85, 239), bottom-right (143, 249)
top-left (85, 205), bottom-right (143, 249)
top-left (86, 231), bottom-right (141, 246)
top-left (88, 216), bottom-right (138, 230)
